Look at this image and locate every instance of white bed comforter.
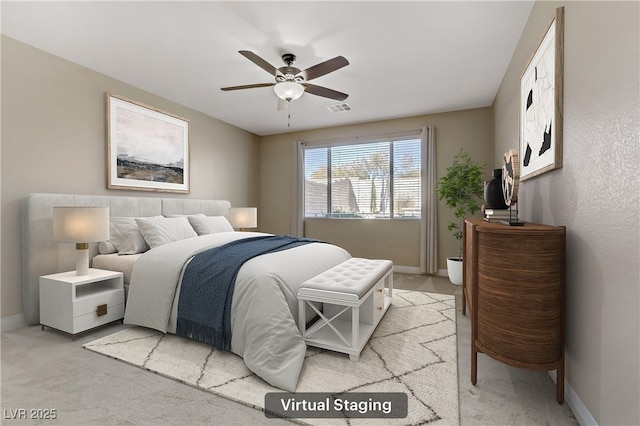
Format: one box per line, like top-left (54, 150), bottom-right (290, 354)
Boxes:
top-left (123, 232), bottom-right (350, 391)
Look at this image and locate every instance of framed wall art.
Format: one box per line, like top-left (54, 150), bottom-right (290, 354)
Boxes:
top-left (519, 7), bottom-right (564, 181)
top-left (107, 93), bottom-right (190, 193)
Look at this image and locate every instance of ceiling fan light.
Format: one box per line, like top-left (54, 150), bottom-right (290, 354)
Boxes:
top-left (273, 82), bottom-right (304, 101)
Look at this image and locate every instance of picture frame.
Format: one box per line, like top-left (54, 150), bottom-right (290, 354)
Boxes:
top-left (519, 7), bottom-right (564, 181)
top-left (106, 93), bottom-right (190, 193)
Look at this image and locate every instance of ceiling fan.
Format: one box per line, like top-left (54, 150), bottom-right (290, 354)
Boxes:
top-left (221, 50), bottom-right (349, 106)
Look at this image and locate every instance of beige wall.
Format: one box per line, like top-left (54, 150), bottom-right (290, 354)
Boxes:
top-left (493, 2), bottom-right (639, 425)
top-left (259, 108), bottom-right (494, 270)
top-left (1, 37), bottom-right (261, 318)
top-left (305, 219), bottom-right (421, 267)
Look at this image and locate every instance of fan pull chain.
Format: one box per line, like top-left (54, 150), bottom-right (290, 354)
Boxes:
top-left (287, 100), bottom-right (292, 127)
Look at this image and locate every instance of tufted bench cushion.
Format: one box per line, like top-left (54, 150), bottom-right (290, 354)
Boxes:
top-left (298, 258), bottom-right (393, 303)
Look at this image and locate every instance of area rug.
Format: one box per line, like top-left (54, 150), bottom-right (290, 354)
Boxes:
top-left (84, 290), bottom-right (458, 425)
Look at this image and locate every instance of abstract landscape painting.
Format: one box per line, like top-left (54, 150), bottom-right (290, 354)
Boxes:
top-left (107, 93), bottom-right (190, 193)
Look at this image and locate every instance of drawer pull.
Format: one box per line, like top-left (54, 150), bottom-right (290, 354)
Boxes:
top-left (377, 288), bottom-right (384, 292)
top-left (96, 304), bottom-right (108, 317)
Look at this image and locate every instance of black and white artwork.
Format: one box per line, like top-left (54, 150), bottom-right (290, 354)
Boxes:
top-left (520, 7), bottom-right (564, 181)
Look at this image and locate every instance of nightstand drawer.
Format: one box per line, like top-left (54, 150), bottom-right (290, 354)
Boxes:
top-left (73, 303), bottom-right (125, 333)
top-left (73, 288), bottom-right (125, 317)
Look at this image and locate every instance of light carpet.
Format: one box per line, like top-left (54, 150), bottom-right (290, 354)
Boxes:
top-left (84, 290), bottom-right (458, 425)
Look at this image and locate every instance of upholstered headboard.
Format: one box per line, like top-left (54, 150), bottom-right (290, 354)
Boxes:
top-left (22, 193), bottom-right (231, 325)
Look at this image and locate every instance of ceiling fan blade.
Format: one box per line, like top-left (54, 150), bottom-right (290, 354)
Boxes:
top-left (239, 50), bottom-right (278, 76)
top-left (302, 56), bottom-right (349, 81)
top-left (221, 83), bottom-right (275, 91)
top-left (303, 83), bottom-right (349, 101)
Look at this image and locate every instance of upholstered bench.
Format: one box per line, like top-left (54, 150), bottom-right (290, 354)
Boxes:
top-left (297, 258), bottom-right (393, 361)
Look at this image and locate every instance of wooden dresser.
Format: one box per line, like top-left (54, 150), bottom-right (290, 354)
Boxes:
top-left (462, 218), bottom-right (566, 403)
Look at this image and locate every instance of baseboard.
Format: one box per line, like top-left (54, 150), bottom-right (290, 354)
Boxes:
top-left (393, 265), bottom-right (421, 274)
top-left (393, 267), bottom-right (449, 276)
top-left (1, 313), bottom-right (27, 332)
top-left (548, 371), bottom-right (598, 425)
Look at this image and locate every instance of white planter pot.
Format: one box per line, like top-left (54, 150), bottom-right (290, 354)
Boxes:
top-left (446, 257), bottom-right (463, 285)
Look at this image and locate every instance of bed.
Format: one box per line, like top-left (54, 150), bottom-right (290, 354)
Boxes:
top-left (22, 193), bottom-right (232, 317)
top-left (22, 193), bottom-right (350, 391)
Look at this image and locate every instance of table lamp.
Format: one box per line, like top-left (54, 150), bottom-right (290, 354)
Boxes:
top-left (53, 206), bottom-right (110, 275)
top-left (228, 207), bottom-right (257, 231)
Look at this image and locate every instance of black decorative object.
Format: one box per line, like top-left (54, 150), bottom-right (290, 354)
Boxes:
top-left (484, 169), bottom-right (508, 209)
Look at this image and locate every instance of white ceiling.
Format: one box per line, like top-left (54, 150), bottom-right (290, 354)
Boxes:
top-left (1, 1), bottom-right (534, 136)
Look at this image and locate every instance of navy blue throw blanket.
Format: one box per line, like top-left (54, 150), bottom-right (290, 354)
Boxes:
top-left (176, 235), bottom-right (320, 351)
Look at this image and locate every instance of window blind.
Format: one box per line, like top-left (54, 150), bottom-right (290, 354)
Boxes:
top-left (303, 137), bottom-right (421, 219)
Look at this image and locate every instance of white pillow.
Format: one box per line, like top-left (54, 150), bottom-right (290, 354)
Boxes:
top-left (188, 215), bottom-right (234, 235)
top-left (135, 216), bottom-right (198, 249)
top-left (98, 241), bottom-right (118, 254)
top-left (109, 217), bottom-right (151, 255)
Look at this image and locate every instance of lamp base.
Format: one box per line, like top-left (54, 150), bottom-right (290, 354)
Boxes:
top-left (76, 243), bottom-right (90, 276)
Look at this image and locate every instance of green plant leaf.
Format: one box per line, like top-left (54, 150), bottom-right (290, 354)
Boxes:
top-left (435, 149), bottom-right (485, 257)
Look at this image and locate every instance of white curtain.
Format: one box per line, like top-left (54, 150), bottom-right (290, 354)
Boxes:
top-left (420, 126), bottom-right (438, 274)
top-left (292, 141), bottom-right (305, 237)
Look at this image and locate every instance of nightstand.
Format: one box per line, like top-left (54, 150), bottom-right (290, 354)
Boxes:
top-left (39, 268), bottom-right (125, 340)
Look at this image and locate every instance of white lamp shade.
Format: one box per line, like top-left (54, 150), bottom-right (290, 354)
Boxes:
top-left (273, 82), bottom-right (304, 101)
top-left (228, 207), bottom-right (258, 229)
top-left (53, 206), bottom-right (110, 243)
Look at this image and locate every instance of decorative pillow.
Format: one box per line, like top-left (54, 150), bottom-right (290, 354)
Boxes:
top-left (109, 217), bottom-right (152, 255)
top-left (98, 241), bottom-right (118, 254)
top-left (135, 216), bottom-right (197, 249)
top-left (188, 215), bottom-right (234, 235)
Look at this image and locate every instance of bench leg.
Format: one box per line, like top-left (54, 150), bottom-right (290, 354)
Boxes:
top-left (298, 299), bottom-right (306, 338)
top-left (352, 306), bottom-right (359, 355)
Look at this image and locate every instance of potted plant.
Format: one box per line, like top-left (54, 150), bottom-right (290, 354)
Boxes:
top-left (436, 149), bottom-right (485, 285)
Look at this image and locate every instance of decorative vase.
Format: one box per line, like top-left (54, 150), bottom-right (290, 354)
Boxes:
top-left (446, 257), bottom-right (463, 286)
top-left (484, 168), bottom-right (508, 209)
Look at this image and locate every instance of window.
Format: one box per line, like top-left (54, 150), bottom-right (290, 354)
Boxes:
top-left (303, 136), bottom-right (421, 219)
